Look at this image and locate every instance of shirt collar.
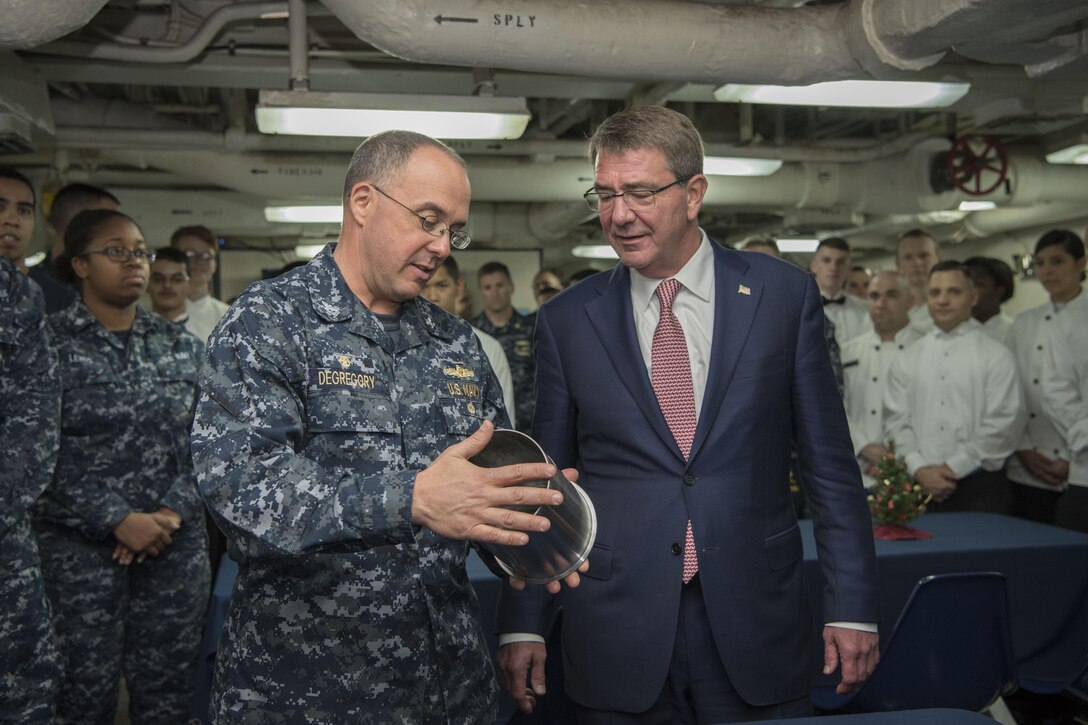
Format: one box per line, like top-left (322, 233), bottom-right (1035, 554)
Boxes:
top-left (629, 230), bottom-right (714, 312)
top-left (932, 317), bottom-right (981, 339)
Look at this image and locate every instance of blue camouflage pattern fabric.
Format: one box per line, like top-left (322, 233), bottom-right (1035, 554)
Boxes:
top-left (191, 244), bottom-right (510, 724)
top-left (0, 258), bottom-right (62, 724)
top-left (471, 308), bottom-right (536, 432)
top-left (32, 301), bottom-right (209, 724)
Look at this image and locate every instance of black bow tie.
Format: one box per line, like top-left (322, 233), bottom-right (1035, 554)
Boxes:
top-left (822, 296), bottom-right (846, 306)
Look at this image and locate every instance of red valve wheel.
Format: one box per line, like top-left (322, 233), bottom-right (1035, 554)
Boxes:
top-left (946, 135), bottom-right (1009, 196)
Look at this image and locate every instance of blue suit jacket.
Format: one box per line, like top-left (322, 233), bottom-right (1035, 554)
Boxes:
top-left (497, 241), bottom-right (878, 711)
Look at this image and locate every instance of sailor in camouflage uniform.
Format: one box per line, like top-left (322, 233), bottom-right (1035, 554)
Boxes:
top-left (191, 131), bottom-right (577, 724)
top-left (31, 209), bottom-right (210, 724)
top-left (0, 257), bottom-right (63, 724)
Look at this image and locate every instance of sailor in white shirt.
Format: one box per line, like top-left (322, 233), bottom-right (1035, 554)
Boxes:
top-left (421, 255), bottom-right (517, 422)
top-left (965, 256), bottom-right (1016, 346)
top-left (170, 224), bottom-right (230, 342)
top-left (842, 271), bottom-right (922, 488)
top-left (896, 229), bottom-right (942, 335)
top-left (148, 247), bottom-right (198, 333)
top-left (810, 237), bottom-right (869, 347)
top-left (1005, 231), bottom-right (1086, 523)
top-left (884, 261), bottom-right (1024, 513)
top-left (1037, 230), bottom-right (1088, 533)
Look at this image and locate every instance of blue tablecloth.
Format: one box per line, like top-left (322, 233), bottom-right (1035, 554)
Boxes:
top-left (733, 709), bottom-right (995, 724)
top-left (804, 513), bottom-right (1088, 691)
top-left (191, 513), bottom-right (1088, 721)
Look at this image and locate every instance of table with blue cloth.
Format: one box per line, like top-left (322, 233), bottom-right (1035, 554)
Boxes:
top-left (191, 513), bottom-right (1088, 722)
top-left (732, 709), bottom-right (996, 724)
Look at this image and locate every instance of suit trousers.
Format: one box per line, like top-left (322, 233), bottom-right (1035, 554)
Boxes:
top-left (574, 576), bottom-right (812, 725)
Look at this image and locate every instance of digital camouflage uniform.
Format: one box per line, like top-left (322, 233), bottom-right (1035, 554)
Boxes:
top-left (0, 258), bottom-right (62, 724)
top-left (32, 302), bottom-right (210, 725)
top-left (471, 308), bottom-right (536, 432)
top-left (191, 246), bottom-right (509, 724)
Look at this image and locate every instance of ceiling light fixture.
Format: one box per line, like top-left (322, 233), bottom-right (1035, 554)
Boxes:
top-left (713, 80), bottom-right (970, 109)
top-left (704, 156), bottom-right (783, 176)
top-left (256, 90), bottom-right (532, 139)
top-left (265, 205), bottom-right (342, 223)
top-left (572, 245), bottom-right (619, 260)
top-left (295, 243), bottom-right (330, 259)
top-left (958, 200), bottom-right (997, 211)
top-left (1045, 143), bottom-right (1088, 165)
top-left (776, 238), bottom-right (821, 253)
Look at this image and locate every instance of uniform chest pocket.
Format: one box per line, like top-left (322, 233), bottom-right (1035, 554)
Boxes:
top-left (307, 392), bottom-right (398, 434)
top-left (439, 396), bottom-right (485, 436)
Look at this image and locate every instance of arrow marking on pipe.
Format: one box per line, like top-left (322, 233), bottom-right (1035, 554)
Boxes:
top-left (434, 15), bottom-right (478, 25)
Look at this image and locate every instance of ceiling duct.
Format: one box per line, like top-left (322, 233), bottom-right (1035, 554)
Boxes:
top-left (0, 52), bottom-right (55, 153)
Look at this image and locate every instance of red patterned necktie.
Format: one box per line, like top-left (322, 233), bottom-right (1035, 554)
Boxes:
top-left (651, 279), bottom-right (699, 583)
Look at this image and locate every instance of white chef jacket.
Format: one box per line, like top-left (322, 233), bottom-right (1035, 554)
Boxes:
top-left (822, 292), bottom-right (870, 348)
top-left (1006, 302), bottom-right (1071, 491)
top-left (1041, 290), bottom-right (1088, 488)
top-left (842, 325), bottom-right (923, 487)
top-left (884, 318), bottom-right (1024, 478)
top-left (981, 312), bottom-right (1014, 346)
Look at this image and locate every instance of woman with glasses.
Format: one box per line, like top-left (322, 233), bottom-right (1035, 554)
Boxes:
top-left (1006, 229), bottom-right (1087, 526)
top-left (32, 208), bottom-right (210, 724)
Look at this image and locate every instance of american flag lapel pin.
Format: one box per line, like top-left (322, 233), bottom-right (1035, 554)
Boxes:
top-left (738, 284), bottom-right (751, 296)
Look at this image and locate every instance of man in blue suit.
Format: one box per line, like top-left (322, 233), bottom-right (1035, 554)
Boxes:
top-left (497, 106), bottom-right (879, 723)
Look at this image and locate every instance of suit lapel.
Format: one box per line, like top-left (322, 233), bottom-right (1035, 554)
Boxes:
top-left (689, 245), bottom-right (763, 459)
top-left (585, 265), bottom-right (682, 459)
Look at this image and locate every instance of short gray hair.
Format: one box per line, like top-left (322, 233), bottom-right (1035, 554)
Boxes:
top-left (342, 130), bottom-right (466, 200)
top-left (587, 106), bottom-right (704, 181)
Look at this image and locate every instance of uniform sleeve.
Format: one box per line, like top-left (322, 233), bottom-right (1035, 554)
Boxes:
top-left (883, 353), bottom-right (922, 474)
top-left (0, 279), bottom-right (60, 539)
top-left (945, 347), bottom-right (1024, 478)
top-left (160, 335), bottom-right (206, 523)
top-left (1041, 325), bottom-right (1088, 455)
top-left (1005, 321), bottom-right (1036, 451)
top-left (190, 299), bottom-right (418, 561)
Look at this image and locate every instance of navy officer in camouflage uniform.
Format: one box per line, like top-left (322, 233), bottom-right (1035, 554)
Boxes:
top-left (32, 208), bottom-right (210, 724)
top-left (191, 130), bottom-right (582, 724)
top-left (0, 256), bottom-right (63, 724)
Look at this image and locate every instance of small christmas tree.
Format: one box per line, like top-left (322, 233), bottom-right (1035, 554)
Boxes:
top-left (867, 443), bottom-right (931, 538)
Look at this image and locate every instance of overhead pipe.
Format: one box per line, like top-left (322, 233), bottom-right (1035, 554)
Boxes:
top-left (37, 2), bottom-right (289, 64)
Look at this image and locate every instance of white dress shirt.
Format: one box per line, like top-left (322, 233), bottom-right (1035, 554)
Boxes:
top-left (822, 293), bottom-right (870, 348)
top-left (841, 325), bottom-right (923, 487)
top-left (185, 294), bottom-right (231, 343)
top-left (473, 326), bottom-right (516, 426)
top-left (884, 318), bottom-right (1024, 478)
top-left (908, 303), bottom-right (934, 335)
top-left (981, 312), bottom-right (1014, 346)
top-left (1041, 290), bottom-right (1088, 487)
top-left (1006, 302), bottom-right (1071, 491)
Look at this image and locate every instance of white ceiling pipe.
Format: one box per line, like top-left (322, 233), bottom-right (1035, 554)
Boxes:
top-left (959, 202), bottom-right (1088, 239)
top-left (318, 0), bottom-right (865, 86)
top-left (845, 0), bottom-right (1088, 74)
top-left (0, 0), bottom-right (110, 50)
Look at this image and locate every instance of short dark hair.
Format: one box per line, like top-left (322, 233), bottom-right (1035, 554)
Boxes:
top-left (964, 256), bottom-right (1015, 303)
top-left (343, 130), bottom-right (466, 200)
top-left (62, 208), bottom-right (139, 284)
top-left (49, 183), bottom-right (119, 228)
top-left (478, 261), bottom-right (511, 282)
top-left (928, 259), bottom-right (973, 286)
top-left (568, 268), bottom-right (598, 284)
top-left (897, 229), bottom-right (939, 255)
top-left (0, 166), bottom-right (36, 207)
top-left (850, 265), bottom-right (868, 273)
top-left (588, 106), bottom-right (704, 182)
top-left (154, 246), bottom-right (191, 276)
top-left (170, 225), bottom-right (217, 250)
top-left (742, 238), bottom-right (779, 253)
top-left (816, 237), bottom-right (850, 254)
top-left (1035, 228), bottom-right (1086, 282)
top-left (440, 254), bottom-right (461, 281)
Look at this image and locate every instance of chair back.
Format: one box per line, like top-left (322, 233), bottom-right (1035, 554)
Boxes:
top-left (851, 571), bottom-right (1017, 712)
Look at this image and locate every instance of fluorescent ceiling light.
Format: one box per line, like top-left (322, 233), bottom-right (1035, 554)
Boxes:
top-left (776, 238), bottom-right (820, 253)
top-left (704, 156), bottom-right (782, 177)
top-left (295, 243), bottom-right (329, 259)
top-left (1045, 143), bottom-right (1088, 165)
top-left (256, 90), bottom-right (531, 139)
top-left (958, 200), bottom-right (997, 211)
top-left (713, 80), bottom-right (970, 109)
top-left (572, 245), bottom-right (619, 260)
top-left (265, 205), bottom-right (342, 223)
